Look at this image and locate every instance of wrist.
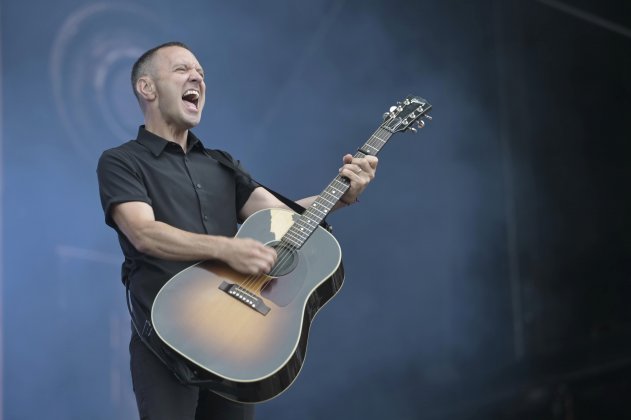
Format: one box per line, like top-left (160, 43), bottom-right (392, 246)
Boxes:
top-left (340, 196), bottom-right (359, 206)
top-left (209, 235), bottom-right (230, 260)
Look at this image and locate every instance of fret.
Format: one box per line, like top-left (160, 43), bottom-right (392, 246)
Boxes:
top-left (373, 130), bottom-right (388, 142)
top-left (309, 203), bottom-right (329, 215)
top-left (278, 237), bottom-right (298, 249)
top-left (321, 191), bottom-right (337, 200)
top-left (287, 225), bottom-right (307, 238)
top-left (283, 236), bottom-right (301, 248)
top-left (331, 178), bottom-right (349, 189)
top-left (320, 194), bottom-right (338, 205)
top-left (291, 234), bottom-right (309, 245)
top-left (298, 218), bottom-right (318, 231)
top-left (362, 143), bottom-right (379, 154)
top-left (325, 186), bottom-right (343, 197)
top-left (367, 131), bottom-right (391, 149)
top-left (289, 222), bottom-right (310, 236)
top-left (284, 229), bottom-right (305, 244)
top-left (369, 138), bottom-right (385, 148)
top-left (308, 204), bottom-right (328, 217)
top-left (317, 195), bottom-right (336, 207)
top-left (299, 217), bottom-right (317, 228)
top-left (293, 219), bottom-right (311, 230)
top-left (290, 227), bottom-right (307, 239)
top-left (303, 212), bottom-right (324, 227)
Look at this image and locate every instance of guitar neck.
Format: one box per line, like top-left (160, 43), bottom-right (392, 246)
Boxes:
top-left (282, 125), bottom-right (394, 249)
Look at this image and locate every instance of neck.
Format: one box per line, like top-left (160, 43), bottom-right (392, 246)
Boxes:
top-left (144, 117), bottom-right (189, 151)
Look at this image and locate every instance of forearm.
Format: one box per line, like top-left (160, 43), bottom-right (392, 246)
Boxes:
top-left (296, 195), bottom-right (352, 212)
top-left (129, 220), bottom-right (229, 262)
top-left (112, 200), bottom-right (276, 274)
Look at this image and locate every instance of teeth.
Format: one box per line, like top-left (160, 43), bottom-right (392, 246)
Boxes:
top-left (183, 89), bottom-right (199, 100)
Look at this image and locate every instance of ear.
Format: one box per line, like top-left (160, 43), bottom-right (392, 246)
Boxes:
top-left (136, 77), bottom-right (156, 101)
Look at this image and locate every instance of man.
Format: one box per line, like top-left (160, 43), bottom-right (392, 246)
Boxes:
top-left (97, 41), bottom-right (378, 420)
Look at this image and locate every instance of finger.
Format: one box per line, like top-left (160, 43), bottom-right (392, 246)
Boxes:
top-left (254, 244), bottom-right (276, 263)
top-left (259, 261), bottom-right (273, 275)
top-left (267, 248), bottom-right (278, 266)
top-left (364, 155), bottom-right (379, 170)
top-left (260, 246), bottom-right (277, 266)
top-left (339, 166), bottom-right (362, 181)
top-left (252, 254), bottom-right (273, 274)
top-left (344, 164), bottom-right (371, 182)
top-left (352, 157), bottom-right (378, 173)
top-left (340, 162), bottom-right (362, 173)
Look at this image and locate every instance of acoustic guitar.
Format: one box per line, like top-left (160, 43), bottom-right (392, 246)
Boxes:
top-left (151, 96), bottom-right (432, 402)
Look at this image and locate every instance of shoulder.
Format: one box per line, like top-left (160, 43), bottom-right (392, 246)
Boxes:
top-left (99, 140), bottom-right (136, 159)
top-left (97, 141), bottom-right (145, 175)
top-left (100, 139), bottom-right (154, 163)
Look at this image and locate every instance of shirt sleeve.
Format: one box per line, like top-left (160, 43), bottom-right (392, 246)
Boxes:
top-left (97, 148), bottom-right (152, 228)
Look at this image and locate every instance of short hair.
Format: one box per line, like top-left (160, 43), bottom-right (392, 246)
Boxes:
top-left (130, 41), bottom-right (192, 100)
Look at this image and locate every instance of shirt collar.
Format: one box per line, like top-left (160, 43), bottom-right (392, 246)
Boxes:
top-left (135, 125), bottom-right (204, 156)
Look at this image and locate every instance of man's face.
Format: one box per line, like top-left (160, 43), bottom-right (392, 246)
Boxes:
top-left (150, 46), bottom-right (206, 129)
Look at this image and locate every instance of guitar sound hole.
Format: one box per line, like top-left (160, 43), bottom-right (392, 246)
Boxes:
top-left (267, 241), bottom-right (298, 277)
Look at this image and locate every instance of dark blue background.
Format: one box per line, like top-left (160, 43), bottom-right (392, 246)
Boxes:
top-left (2, 0), bottom-right (630, 419)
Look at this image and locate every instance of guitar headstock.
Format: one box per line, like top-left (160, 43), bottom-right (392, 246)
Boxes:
top-left (382, 95), bottom-right (432, 133)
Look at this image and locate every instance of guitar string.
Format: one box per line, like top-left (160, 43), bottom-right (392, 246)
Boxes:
top-left (237, 224), bottom-right (302, 294)
top-left (235, 122), bottom-right (402, 298)
top-left (235, 119), bottom-right (408, 299)
top-left (158, 108), bottom-right (424, 361)
top-left (211, 108), bottom-right (429, 359)
top-left (235, 124), bottom-right (395, 298)
top-left (237, 124), bottom-right (393, 294)
top-left (154, 117), bottom-right (417, 373)
top-left (237, 181), bottom-right (349, 292)
top-left (235, 98), bottom-right (432, 297)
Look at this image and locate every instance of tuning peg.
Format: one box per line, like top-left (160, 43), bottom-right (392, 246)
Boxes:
top-left (409, 127), bottom-right (418, 133)
top-left (424, 115), bottom-right (432, 121)
top-left (417, 120), bottom-right (425, 128)
top-left (389, 106), bottom-right (397, 113)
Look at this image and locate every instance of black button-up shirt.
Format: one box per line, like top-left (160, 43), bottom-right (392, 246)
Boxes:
top-left (97, 126), bottom-right (257, 312)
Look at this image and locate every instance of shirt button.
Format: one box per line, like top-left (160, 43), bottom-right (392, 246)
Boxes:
top-left (196, 183), bottom-right (202, 189)
top-left (203, 215), bottom-right (208, 221)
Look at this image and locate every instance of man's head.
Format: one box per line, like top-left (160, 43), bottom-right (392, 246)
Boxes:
top-left (131, 41), bottom-right (206, 130)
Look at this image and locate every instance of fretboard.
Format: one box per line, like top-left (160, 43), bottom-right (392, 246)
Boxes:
top-left (282, 125), bottom-right (394, 249)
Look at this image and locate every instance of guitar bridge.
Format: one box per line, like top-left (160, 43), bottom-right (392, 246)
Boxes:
top-left (219, 281), bottom-right (270, 315)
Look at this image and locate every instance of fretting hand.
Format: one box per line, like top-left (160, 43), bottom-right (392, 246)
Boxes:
top-left (338, 154), bottom-right (378, 204)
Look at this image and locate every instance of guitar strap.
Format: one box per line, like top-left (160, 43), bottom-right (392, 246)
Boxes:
top-left (204, 148), bottom-right (332, 231)
top-left (126, 148), bottom-right (333, 394)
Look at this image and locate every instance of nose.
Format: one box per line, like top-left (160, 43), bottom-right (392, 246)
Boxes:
top-left (188, 67), bottom-right (204, 81)
top-left (189, 69), bottom-right (202, 82)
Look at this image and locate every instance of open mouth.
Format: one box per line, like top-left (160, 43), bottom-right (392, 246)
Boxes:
top-left (182, 89), bottom-right (200, 111)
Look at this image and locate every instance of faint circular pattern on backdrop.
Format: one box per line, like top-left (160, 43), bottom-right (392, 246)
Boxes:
top-left (50, 3), bottom-right (166, 160)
